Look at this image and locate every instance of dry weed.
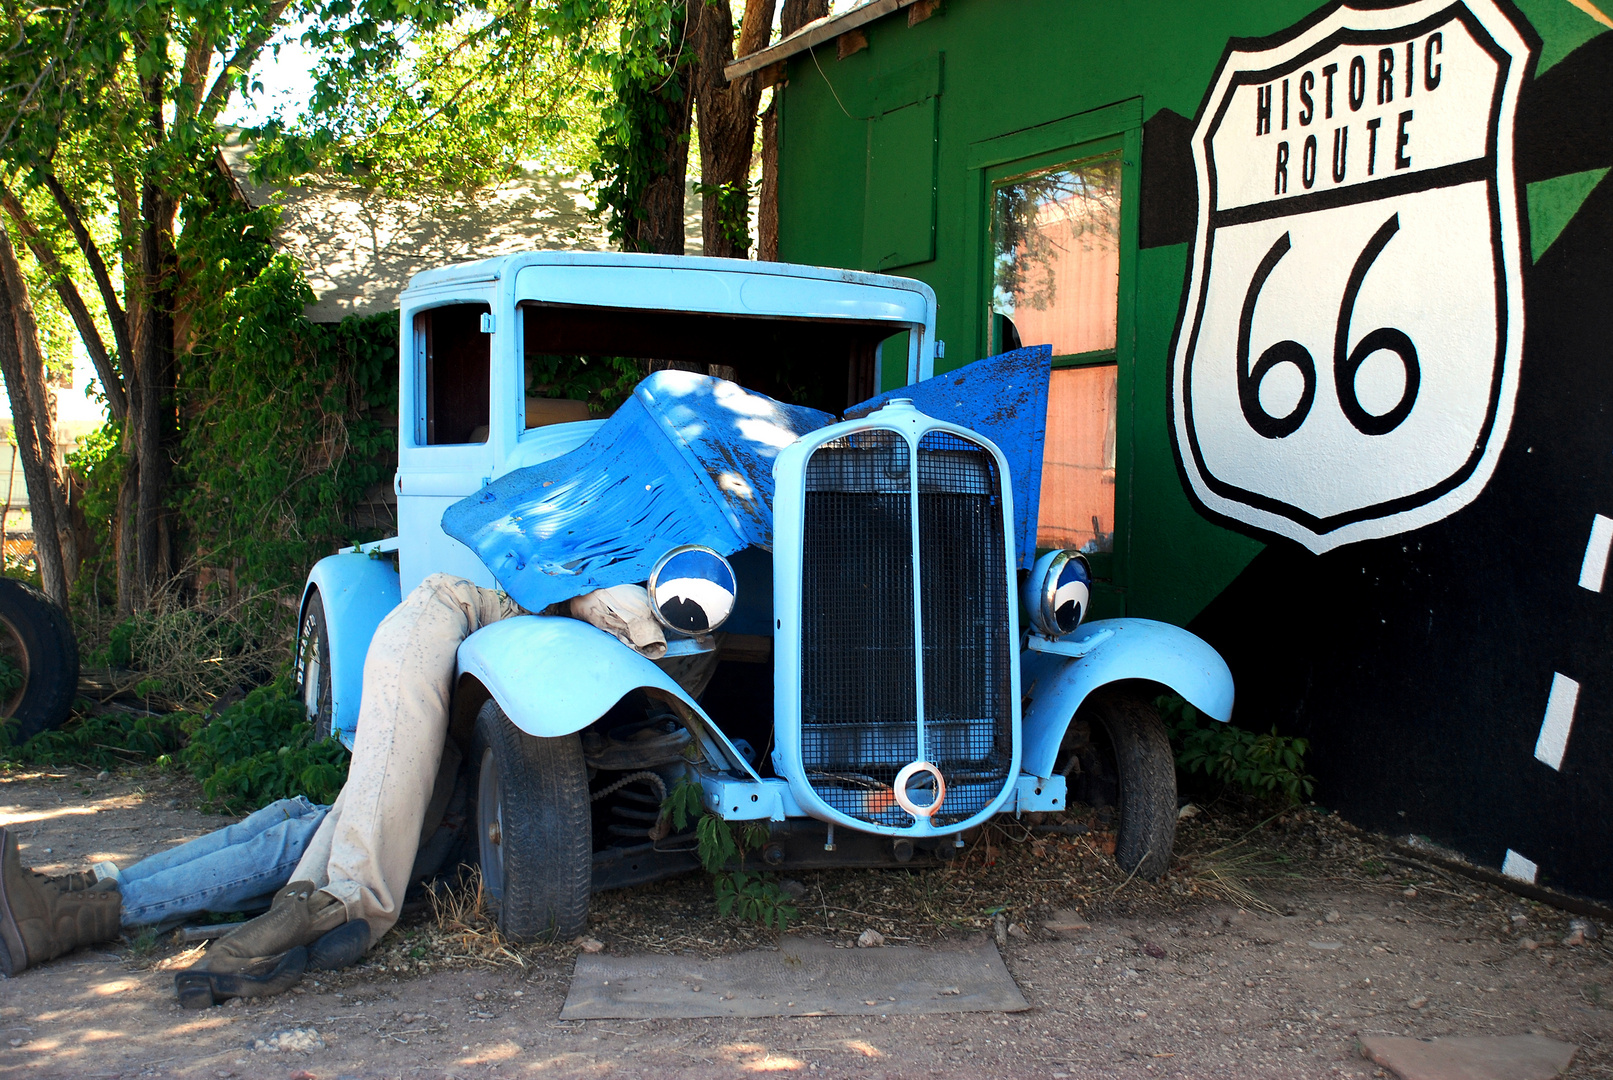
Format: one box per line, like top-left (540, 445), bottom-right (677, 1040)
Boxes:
top-left (76, 559), bottom-right (294, 711)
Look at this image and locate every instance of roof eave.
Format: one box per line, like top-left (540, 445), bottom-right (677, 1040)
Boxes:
top-left (724, 0), bottom-right (928, 81)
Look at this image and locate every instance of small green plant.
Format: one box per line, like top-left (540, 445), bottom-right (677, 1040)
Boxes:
top-left (664, 776), bottom-right (797, 931)
top-left (1160, 695), bottom-right (1315, 804)
top-left (0, 657), bottom-right (23, 697)
top-left (180, 683), bottom-right (349, 812)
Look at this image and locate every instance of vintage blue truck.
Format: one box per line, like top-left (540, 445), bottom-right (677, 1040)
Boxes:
top-left (292, 252), bottom-right (1234, 940)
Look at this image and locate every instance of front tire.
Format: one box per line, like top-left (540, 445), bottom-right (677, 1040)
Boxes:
top-left (0, 579), bottom-right (77, 742)
top-left (1060, 689), bottom-right (1177, 881)
top-left (294, 590), bottom-right (334, 742)
top-left (469, 699), bottom-right (592, 941)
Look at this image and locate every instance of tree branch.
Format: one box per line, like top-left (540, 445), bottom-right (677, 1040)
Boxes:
top-left (175, 33), bottom-right (214, 126)
top-left (0, 187), bottom-right (127, 420)
top-left (198, 0), bottom-right (294, 125)
top-left (41, 171), bottom-right (131, 366)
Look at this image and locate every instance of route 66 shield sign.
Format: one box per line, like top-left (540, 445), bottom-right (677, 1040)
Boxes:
top-left (1169, 0), bottom-right (1531, 553)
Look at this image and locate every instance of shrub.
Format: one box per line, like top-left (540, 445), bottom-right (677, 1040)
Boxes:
top-left (179, 683), bottom-right (349, 812)
top-left (7, 711), bottom-right (183, 771)
top-left (664, 777), bottom-right (797, 930)
top-left (1161, 695), bottom-right (1315, 804)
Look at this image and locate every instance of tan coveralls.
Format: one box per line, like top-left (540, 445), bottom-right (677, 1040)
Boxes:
top-left (290, 573), bottom-right (668, 939)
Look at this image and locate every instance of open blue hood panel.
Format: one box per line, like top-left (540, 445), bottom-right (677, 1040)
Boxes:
top-left (443, 371), bottom-right (835, 614)
top-left (847, 345), bottom-right (1052, 568)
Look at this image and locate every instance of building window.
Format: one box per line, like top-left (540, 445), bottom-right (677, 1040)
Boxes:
top-left (990, 148), bottom-right (1123, 554)
top-left (990, 150), bottom-right (1122, 359)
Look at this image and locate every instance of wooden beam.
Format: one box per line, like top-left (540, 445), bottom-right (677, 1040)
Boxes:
top-left (724, 0), bottom-right (925, 81)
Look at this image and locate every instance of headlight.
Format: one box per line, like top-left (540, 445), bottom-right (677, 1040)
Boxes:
top-left (1022, 549), bottom-right (1091, 638)
top-left (647, 545), bottom-right (737, 635)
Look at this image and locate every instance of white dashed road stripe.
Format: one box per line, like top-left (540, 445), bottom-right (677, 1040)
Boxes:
top-left (1580, 514), bottom-right (1613, 591)
top-left (1502, 850), bottom-right (1539, 884)
top-left (1535, 672), bottom-right (1580, 771)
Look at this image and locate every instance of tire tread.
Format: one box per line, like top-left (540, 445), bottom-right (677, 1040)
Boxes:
top-left (471, 701), bottom-right (592, 941)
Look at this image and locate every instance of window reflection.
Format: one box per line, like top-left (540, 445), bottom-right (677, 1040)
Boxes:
top-left (991, 153), bottom-right (1122, 357)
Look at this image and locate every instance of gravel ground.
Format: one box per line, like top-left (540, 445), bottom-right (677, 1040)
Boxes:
top-left (0, 765), bottom-right (1608, 1079)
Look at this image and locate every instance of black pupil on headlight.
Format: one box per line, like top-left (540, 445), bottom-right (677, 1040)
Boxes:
top-left (1055, 599), bottom-right (1081, 634)
top-left (659, 597), bottom-right (711, 633)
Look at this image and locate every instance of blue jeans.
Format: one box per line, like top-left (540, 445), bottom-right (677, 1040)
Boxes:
top-left (118, 797), bottom-right (329, 929)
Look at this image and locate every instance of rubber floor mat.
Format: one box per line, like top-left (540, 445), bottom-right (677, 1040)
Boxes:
top-left (560, 935), bottom-right (1028, 1019)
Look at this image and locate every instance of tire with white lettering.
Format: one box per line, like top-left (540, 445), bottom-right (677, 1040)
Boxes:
top-left (0, 579), bottom-right (78, 742)
top-left (1061, 688), bottom-right (1177, 881)
top-left (293, 590), bottom-right (334, 742)
top-left (469, 699), bottom-right (592, 941)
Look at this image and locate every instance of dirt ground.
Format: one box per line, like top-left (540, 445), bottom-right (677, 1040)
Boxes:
top-left (0, 765), bottom-right (1609, 1080)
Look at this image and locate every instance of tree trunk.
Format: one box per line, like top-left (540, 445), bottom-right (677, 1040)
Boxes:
top-left (0, 232), bottom-right (68, 607)
top-left (131, 76), bottom-right (179, 600)
top-left (757, 0), bottom-right (828, 262)
top-left (621, 6), bottom-right (697, 256)
top-left (757, 103), bottom-right (780, 262)
top-left (0, 226), bottom-right (77, 587)
top-left (692, 0), bottom-right (778, 258)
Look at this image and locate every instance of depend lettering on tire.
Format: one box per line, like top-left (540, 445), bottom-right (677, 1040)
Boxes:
top-left (1168, 0), bottom-right (1531, 553)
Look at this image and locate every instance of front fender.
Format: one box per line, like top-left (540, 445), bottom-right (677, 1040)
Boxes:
top-left (302, 550), bottom-right (402, 747)
top-left (455, 616), bottom-right (758, 777)
top-left (1020, 618), bottom-right (1234, 779)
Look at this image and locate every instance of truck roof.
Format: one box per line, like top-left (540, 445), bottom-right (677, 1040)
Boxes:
top-left (404, 250), bottom-right (936, 306)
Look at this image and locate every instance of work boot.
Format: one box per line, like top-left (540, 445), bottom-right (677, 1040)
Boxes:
top-left (175, 880), bottom-right (347, 1007)
top-left (0, 828), bottom-right (122, 977)
top-left (194, 881), bottom-right (347, 974)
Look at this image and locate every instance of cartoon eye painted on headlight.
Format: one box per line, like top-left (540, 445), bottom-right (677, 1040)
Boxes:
top-left (1022, 549), bottom-right (1092, 638)
top-left (647, 546), bottom-right (737, 635)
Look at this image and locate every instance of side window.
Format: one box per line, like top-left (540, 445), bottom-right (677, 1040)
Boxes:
top-left (990, 148), bottom-right (1123, 556)
top-left (416, 303), bottom-right (491, 445)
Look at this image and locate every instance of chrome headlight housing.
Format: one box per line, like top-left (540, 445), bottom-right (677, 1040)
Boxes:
top-left (1023, 549), bottom-right (1091, 638)
top-left (647, 545), bottom-right (737, 635)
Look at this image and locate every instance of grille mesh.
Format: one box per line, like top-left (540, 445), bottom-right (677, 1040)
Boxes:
top-left (801, 431), bottom-right (917, 828)
top-left (917, 431), bottom-right (1013, 826)
top-left (799, 426), bottom-right (1014, 830)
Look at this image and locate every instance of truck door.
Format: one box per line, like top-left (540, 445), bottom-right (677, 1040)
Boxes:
top-left (397, 301), bottom-right (501, 593)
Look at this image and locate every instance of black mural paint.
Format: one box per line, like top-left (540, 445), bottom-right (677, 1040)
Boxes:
top-left (1138, 107), bottom-right (1198, 249)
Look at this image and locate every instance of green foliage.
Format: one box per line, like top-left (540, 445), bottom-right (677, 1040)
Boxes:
top-left (249, 8), bottom-right (602, 194)
top-left (8, 711), bottom-right (182, 772)
top-left (173, 185), bottom-right (398, 597)
top-left (693, 179), bottom-right (756, 250)
top-left (0, 682), bottom-right (344, 810)
top-left (83, 594), bottom-right (285, 709)
top-left (64, 421), bottom-right (124, 602)
top-left (551, 0), bottom-right (695, 248)
top-left (526, 353), bottom-right (642, 414)
top-left (179, 684), bottom-right (349, 812)
top-left (0, 656), bottom-right (21, 697)
top-left (1161, 696), bottom-right (1315, 805)
top-left (665, 776), bottom-right (797, 931)
top-left (714, 870), bottom-right (796, 930)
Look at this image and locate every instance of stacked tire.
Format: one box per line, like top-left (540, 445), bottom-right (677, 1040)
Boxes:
top-left (0, 580), bottom-right (78, 741)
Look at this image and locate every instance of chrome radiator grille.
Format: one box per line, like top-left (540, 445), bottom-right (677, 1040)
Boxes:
top-left (799, 428), bottom-right (1013, 828)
